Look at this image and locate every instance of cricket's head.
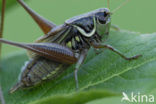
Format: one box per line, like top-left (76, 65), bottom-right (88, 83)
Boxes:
top-left (94, 8), bottom-right (111, 40)
top-left (95, 8), bottom-right (111, 24)
top-left (65, 8), bottom-right (111, 40)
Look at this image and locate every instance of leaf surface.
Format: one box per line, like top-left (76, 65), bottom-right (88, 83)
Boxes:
top-left (1, 30), bottom-right (156, 104)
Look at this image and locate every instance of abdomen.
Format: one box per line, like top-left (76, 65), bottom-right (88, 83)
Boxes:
top-left (19, 57), bottom-right (69, 87)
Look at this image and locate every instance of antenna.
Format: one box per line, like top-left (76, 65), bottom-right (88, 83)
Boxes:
top-left (107, 0), bottom-right (110, 9)
top-left (112, 0), bottom-right (131, 14)
top-left (0, 0), bottom-right (6, 37)
top-left (0, 0), bottom-right (6, 57)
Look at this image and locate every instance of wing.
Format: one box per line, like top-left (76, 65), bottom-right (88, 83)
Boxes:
top-left (27, 24), bottom-right (71, 58)
top-left (35, 25), bottom-right (69, 43)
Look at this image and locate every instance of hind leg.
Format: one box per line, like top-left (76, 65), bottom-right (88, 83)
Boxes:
top-left (17, 0), bottom-right (56, 34)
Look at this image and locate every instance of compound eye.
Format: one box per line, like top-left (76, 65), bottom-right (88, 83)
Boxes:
top-left (104, 11), bottom-right (108, 17)
top-left (98, 18), bottom-right (106, 24)
top-left (96, 12), bottom-right (107, 24)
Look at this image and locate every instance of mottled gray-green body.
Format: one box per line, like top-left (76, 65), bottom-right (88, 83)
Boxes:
top-left (10, 8), bottom-right (112, 93)
top-left (0, 0), bottom-right (142, 94)
top-left (21, 58), bottom-right (68, 86)
top-left (10, 57), bottom-right (69, 92)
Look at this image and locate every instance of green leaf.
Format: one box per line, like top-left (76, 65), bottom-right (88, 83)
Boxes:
top-left (86, 89), bottom-right (156, 104)
top-left (29, 90), bottom-right (117, 104)
top-left (1, 30), bottom-right (156, 104)
top-left (86, 96), bottom-right (122, 104)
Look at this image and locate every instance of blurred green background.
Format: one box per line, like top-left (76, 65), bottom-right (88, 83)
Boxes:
top-left (1, 0), bottom-right (156, 56)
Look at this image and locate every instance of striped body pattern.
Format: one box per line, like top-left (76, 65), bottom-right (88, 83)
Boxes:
top-left (0, 0), bottom-right (142, 94)
top-left (10, 8), bottom-right (111, 93)
top-left (38, 8), bottom-right (111, 52)
top-left (19, 58), bottom-right (68, 87)
top-left (11, 57), bottom-right (69, 92)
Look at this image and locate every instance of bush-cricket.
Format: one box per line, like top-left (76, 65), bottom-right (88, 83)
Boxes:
top-left (0, 0), bottom-right (142, 93)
